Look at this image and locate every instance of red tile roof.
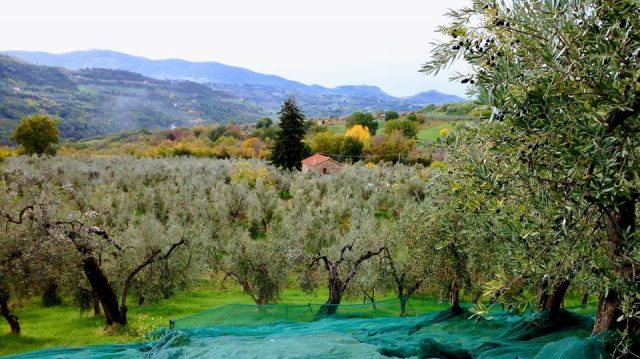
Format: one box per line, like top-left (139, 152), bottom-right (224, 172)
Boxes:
top-left (302, 153), bottom-right (332, 166)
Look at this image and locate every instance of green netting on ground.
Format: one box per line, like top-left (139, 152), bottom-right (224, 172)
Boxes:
top-left (7, 300), bottom-right (609, 359)
top-left (169, 298), bottom-right (452, 329)
top-left (168, 298), bottom-right (600, 330)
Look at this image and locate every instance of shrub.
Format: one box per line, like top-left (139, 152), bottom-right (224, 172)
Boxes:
top-left (11, 114), bottom-right (59, 156)
top-left (383, 120), bottom-right (418, 138)
top-left (345, 125), bottom-right (371, 146)
top-left (346, 112), bottom-right (377, 135)
top-left (385, 111), bottom-right (399, 121)
top-left (340, 136), bottom-right (364, 160)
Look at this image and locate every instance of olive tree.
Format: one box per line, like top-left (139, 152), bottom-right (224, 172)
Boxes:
top-left (304, 210), bottom-right (386, 314)
top-left (424, 0), bottom-right (640, 343)
top-left (344, 257), bottom-right (389, 307)
top-left (280, 168), bottom-right (400, 314)
top-left (447, 139), bottom-right (596, 315)
top-left (0, 158), bottom-right (218, 326)
top-left (381, 204), bottom-right (429, 316)
top-left (213, 227), bottom-right (289, 305)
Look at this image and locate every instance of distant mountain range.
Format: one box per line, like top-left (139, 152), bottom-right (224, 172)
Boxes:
top-left (0, 50), bottom-right (464, 143)
top-left (0, 55), bottom-right (266, 143)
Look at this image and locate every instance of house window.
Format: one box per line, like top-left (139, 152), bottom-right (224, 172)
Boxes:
top-left (322, 168), bottom-right (327, 175)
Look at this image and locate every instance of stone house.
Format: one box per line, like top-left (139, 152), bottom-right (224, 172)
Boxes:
top-left (301, 154), bottom-right (342, 175)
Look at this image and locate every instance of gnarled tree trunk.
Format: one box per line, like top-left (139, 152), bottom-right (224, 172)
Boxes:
top-left (470, 288), bottom-right (482, 304)
top-left (42, 281), bottom-right (63, 307)
top-left (398, 280), bottom-right (422, 317)
top-left (449, 281), bottom-right (462, 314)
top-left (314, 247), bottom-right (385, 316)
top-left (398, 285), bottom-right (408, 317)
top-left (320, 265), bottom-right (344, 315)
top-left (83, 256), bottom-right (125, 325)
top-left (581, 292), bottom-right (589, 308)
top-left (362, 288), bottom-right (376, 309)
top-left (593, 199), bottom-right (638, 334)
top-left (0, 290), bottom-right (20, 334)
top-left (92, 295), bottom-right (101, 316)
top-left (539, 279), bottom-right (571, 314)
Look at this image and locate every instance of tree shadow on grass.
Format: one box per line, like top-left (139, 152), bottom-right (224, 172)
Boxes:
top-left (0, 333), bottom-right (52, 356)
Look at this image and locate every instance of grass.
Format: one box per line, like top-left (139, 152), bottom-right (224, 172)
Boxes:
top-left (0, 284), bottom-right (368, 356)
top-left (327, 124), bottom-right (346, 134)
top-left (0, 284), bottom-right (243, 355)
top-left (416, 120), bottom-right (466, 142)
top-left (0, 282), bottom-right (597, 356)
top-left (325, 120), bottom-right (467, 142)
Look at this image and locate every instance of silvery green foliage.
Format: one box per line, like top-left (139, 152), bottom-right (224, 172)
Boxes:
top-left (214, 226), bottom-right (289, 305)
top-left (344, 255), bottom-right (389, 303)
top-left (1, 157), bottom-right (234, 307)
top-left (276, 162), bottom-right (429, 297)
top-left (1, 156), bottom-right (431, 311)
top-left (424, 0), bottom-right (640, 343)
top-left (0, 167), bottom-right (84, 302)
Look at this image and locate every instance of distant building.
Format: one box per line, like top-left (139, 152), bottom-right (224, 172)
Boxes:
top-left (301, 154), bottom-right (342, 176)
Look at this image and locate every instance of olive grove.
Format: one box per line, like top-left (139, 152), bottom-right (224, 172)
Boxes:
top-left (0, 157), bottom-right (439, 330)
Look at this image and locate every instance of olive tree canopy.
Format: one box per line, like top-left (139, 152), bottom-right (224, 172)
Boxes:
top-left (423, 0), bottom-right (640, 343)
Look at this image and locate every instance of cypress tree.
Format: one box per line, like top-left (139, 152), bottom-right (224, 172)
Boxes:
top-left (269, 98), bottom-right (309, 170)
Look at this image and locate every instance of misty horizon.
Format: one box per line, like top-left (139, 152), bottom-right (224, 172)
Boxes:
top-left (2, 48), bottom-right (465, 98)
top-left (1, 0), bottom-right (471, 97)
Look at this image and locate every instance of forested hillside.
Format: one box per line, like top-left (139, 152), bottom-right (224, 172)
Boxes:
top-left (0, 55), bottom-right (267, 143)
top-left (6, 50), bottom-right (463, 118)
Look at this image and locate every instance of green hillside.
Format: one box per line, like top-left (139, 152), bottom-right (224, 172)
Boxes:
top-left (0, 55), bottom-right (267, 144)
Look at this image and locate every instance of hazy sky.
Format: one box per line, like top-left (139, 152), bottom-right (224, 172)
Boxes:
top-left (1, 0), bottom-right (471, 97)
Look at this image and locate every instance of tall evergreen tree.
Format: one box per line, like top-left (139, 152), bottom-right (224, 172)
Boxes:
top-left (269, 98), bottom-right (309, 170)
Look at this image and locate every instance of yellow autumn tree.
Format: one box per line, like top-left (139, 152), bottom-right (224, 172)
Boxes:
top-left (230, 161), bottom-right (276, 187)
top-left (239, 137), bottom-right (264, 158)
top-left (345, 124), bottom-right (370, 146)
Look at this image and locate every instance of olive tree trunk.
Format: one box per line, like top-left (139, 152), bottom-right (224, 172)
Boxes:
top-left (399, 295), bottom-right (410, 317)
top-left (362, 289), bottom-right (376, 309)
top-left (581, 293), bottom-right (589, 308)
top-left (92, 294), bottom-right (101, 316)
top-left (398, 280), bottom-right (421, 317)
top-left (320, 268), bottom-right (344, 315)
top-left (593, 199), bottom-right (638, 334)
top-left (398, 284), bottom-right (407, 317)
top-left (315, 247), bottom-right (385, 316)
top-left (42, 281), bottom-right (63, 307)
top-left (449, 281), bottom-right (463, 314)
top-left (539, 279), bottom-right (571, 314)
top-left (83, 256), bottom-right (126, 325)
top-left (0, 290), bottom-right (20, 334)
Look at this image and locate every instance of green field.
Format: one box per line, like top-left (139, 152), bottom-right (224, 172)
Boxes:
top-left (326, 121), bottom-right (385, 135)
top-left (416, 120), bottom-right (465, 141)
top-left (326, 120), bottom-right (466, 142)
top-left (327, 123), bottom-right (347, 134)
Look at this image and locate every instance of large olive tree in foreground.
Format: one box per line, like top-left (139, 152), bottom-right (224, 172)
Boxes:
top-left (424, 0), bottom-right (640, 345)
